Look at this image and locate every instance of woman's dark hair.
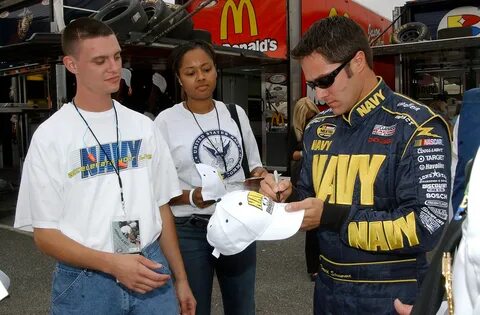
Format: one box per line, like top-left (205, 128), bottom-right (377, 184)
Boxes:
top-left (291, 16), bottom-right (373, 69)
top-left (169, 40), bottom-right (216, 76)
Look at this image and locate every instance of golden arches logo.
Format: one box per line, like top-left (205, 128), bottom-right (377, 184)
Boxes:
top-left (220, 0), bottom-right (258, 40)
top-left (271, 112), bottom-right (285, 126)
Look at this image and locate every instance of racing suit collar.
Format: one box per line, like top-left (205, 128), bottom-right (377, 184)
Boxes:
top-left (343, 77), bottom-right (391, 127)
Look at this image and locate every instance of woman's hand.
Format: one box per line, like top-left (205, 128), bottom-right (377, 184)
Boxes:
top-left (176, 279), bottom-right (196, 315)
top-left (191, 187), bottom-right (215, 208)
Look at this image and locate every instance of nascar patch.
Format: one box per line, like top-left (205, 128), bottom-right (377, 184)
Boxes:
top-left (414, 138), bottom-right (443, 147)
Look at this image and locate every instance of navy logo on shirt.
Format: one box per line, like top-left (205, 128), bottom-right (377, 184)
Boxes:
top-left (68, 140), bottom-right (146, 179)
top-left (192, 130), bottom-right (242, 179)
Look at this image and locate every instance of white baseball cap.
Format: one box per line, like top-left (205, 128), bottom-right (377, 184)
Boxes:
top-left (207, 190), bottom-right (304, 257)
top-left (195, 163), bottom-right (226, 201)
top-left (152, 72), bottom-right (167, 93)
top-left (121, 68), bottom-right (132, 88)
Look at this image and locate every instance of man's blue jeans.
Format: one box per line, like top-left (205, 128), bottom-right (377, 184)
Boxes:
top-left (175, 216), bottom-right (256, 315)
top-left (51, 241), bottom-right (178, 315)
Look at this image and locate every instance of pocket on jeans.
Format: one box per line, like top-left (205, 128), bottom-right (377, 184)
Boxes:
top-left (52, 265), bottom-right (86, 304)
top-left (155, 263), bottom-right (172, 276)
top-left (148, 248), bottom-right (172, 276)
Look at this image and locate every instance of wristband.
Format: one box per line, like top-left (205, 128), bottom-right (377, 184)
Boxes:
top-left (189, 189), bottom-right (197, 208)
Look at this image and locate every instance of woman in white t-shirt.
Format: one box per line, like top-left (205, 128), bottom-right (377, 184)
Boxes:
top-left (154, 40), bottom-right (267, 315)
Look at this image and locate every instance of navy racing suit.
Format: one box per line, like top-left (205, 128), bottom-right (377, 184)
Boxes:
top-left (293, 78), bottom-right (452, 314)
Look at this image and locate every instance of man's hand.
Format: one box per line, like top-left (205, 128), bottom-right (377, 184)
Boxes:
top-left (176, 279), bottom-right (196, 315)
top-left (259, 173), bottom-right (292, 202)
top-left (394, 298), bottom-right (412, 315)
top-left (111, 254), bottom-right (171, 294)
top-left (286, 197), bottom-right (324, 231)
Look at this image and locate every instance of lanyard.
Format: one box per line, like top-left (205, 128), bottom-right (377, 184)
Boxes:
top-left (72, 99), bottom-right (126, 214)
top-left (185, 101), bottom-right (228, 174)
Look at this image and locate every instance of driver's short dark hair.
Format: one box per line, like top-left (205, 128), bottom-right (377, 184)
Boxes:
top-left (291, 16), bottom-right (373, 69)
top-left (62, 17), bottom-right (114, 56)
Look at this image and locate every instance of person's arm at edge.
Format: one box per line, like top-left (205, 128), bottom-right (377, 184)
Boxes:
top-left (158, 204), bottom-right (196, 315)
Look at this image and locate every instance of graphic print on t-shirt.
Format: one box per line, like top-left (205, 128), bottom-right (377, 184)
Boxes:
top-left (67, 139), bottom-right (151, 179)
top-left (192, 130), bottom-right (243, 179)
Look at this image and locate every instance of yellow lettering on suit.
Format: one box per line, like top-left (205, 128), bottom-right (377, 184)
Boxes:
top-left (356, 89), bottom-right (386, 117)
top-left (348, 212), bottom-right (420, 251)
top-left (312, 154), bottom-right (386, 205)
top-left (311, 140), bottom-right (332, 151)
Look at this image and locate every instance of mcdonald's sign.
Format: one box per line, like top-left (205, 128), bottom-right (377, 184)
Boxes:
top-left (220, 0), bottom-right (258, 40)
top-left (187, 0), bottom-right (287, 59)
top-left (271, 112), bottom-right (285, 126)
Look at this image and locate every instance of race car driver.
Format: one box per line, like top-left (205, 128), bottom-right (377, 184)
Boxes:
top-left (260, 16), bottom-right (452, 314)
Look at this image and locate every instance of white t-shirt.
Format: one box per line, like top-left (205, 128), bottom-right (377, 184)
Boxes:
top-left (14, 101), bottom-right (181, 252)
top-left (452, 146), bottom-right (480, 314)
top-left (154, 100), bottom-right (262, 217)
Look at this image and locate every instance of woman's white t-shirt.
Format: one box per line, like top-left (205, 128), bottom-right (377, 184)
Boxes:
top-left (154, 100), bottom-right (262, 217)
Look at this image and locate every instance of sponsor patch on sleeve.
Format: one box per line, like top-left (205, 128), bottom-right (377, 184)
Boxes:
top-left (419, 207), bottom-right (444, 234)
top-left (317, 123), bottom-right (336, 139)
top-left (414, 138), bottom-right (443, 147)
top-left (371, 124), bottom-right (396, 137)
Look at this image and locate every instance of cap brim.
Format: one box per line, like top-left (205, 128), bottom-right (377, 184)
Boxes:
top-left (195, 163), bottom-right (227, 200)
top-left (257, 203), bottom-right (304, 240)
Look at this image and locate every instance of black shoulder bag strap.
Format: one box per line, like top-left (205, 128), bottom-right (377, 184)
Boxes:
top-left (227, 103), bottom-right (250, 178)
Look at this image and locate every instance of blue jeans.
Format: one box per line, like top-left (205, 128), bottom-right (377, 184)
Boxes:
top-left (175, 216), bottom-right (256, 315)
top-left (51, 241), bottom-right (178, 315)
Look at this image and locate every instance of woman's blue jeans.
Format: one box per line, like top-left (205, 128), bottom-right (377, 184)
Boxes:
top-left (175, 216), bottom-right (256, 315)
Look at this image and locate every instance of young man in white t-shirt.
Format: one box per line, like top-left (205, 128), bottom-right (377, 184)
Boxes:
top-left (14, 17), bottom-right (195, 314)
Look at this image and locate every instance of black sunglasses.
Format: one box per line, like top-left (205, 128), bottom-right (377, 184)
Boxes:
top-left (306, 55), bottom-right (355, 90)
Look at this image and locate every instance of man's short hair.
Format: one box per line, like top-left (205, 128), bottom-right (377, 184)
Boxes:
top-left (62, 17), bottom-right (114, 56)
top-left (291, 16), bottom-right (373, 69)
